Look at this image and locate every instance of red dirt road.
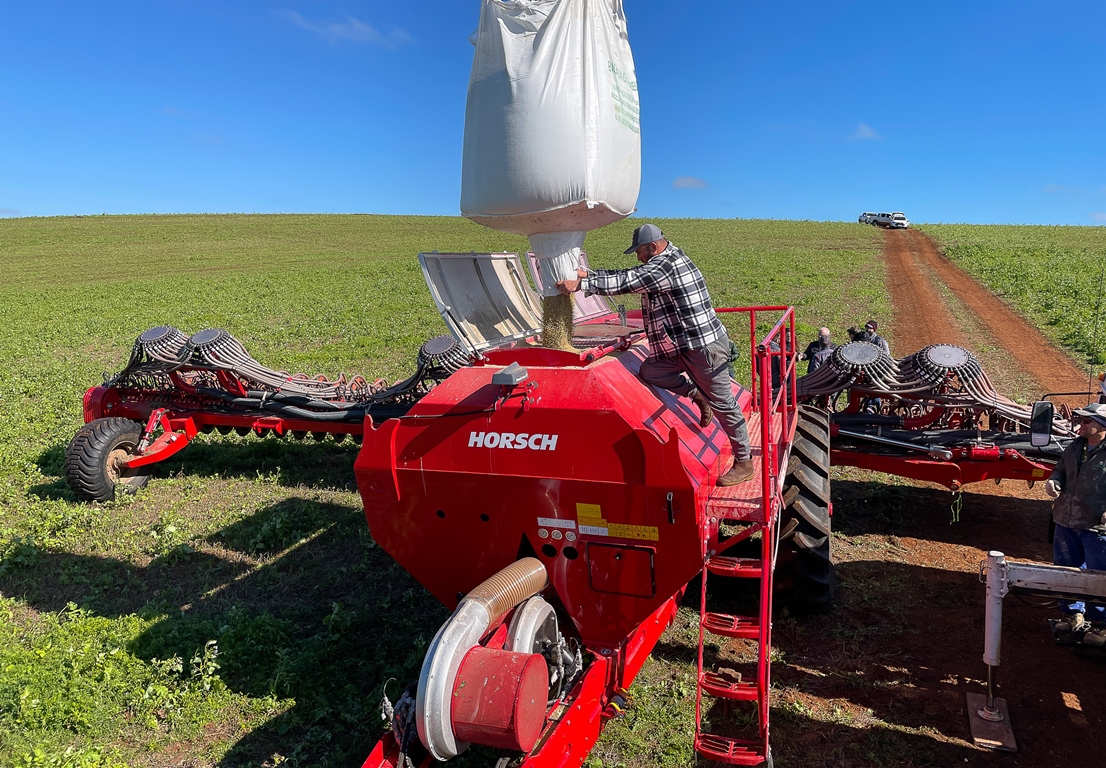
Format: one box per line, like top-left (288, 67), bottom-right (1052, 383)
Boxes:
top-left (885, 229), bottom-right (1093, 397)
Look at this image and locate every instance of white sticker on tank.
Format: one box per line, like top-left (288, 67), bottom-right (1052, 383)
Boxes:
top-left (537, 517), bottom-right (576, 529)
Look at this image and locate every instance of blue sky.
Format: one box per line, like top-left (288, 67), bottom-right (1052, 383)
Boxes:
top-left (1, 1), bottom-right (1103, 225)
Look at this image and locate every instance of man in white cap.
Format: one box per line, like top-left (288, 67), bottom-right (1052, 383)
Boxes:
top-left (555, 223), bottom-right (753, 486)
top-left (802, 327), bottom-right (836, 374)
top-left (1044, 402), bottom-right (1106, 644)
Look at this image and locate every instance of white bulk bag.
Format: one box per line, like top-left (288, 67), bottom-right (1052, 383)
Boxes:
top-left (461, 0), bottom-right (641, 293)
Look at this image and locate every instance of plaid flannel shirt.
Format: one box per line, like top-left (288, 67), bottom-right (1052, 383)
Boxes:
top-left (579, 242), bottom-right (725, 357)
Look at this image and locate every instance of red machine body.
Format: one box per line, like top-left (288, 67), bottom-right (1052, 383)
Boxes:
top-left (357, 308), bottom-right (801, 768)
top-left (354, 343), bottom-right (746, 649)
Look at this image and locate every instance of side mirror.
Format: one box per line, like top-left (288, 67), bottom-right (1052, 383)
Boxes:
top-left (1029, 400), bottom-right (1054, 447)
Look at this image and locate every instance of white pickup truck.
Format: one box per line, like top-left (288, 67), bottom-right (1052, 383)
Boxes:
top-left (868, 212), bottom-right (909, 228)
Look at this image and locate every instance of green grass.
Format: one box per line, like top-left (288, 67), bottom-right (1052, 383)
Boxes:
top-left (0, 214), bottom-right (890, 766)
top-left (919, 223), bottom-right (1106, 366)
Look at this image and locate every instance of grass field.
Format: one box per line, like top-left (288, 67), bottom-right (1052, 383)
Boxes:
top-left (919, 224), bottom-right (1106, 366)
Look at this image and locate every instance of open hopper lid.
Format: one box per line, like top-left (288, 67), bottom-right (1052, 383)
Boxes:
top-left (418, 251), bottom-right (544, 355)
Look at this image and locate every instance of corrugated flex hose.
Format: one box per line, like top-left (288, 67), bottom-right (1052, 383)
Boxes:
top-left (463, 557), bottom-right (549, 626)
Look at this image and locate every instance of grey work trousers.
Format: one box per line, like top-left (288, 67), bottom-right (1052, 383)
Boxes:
top-left (639, 335), bottom-right (752, 461)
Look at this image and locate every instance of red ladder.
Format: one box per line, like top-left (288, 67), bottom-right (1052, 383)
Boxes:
top-left (693, 523), bottom-right (776, 766)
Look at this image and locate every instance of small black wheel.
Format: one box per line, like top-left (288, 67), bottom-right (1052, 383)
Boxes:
top-left (777, 404), bottom-right (836, 612)
top-left (64, 417), bottom-right (151, 502)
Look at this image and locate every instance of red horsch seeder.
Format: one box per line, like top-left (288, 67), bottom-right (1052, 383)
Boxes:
top-left (65, 251), bottom-right (1074, 767)
top-left (67, 251), bottom-right (834, 767)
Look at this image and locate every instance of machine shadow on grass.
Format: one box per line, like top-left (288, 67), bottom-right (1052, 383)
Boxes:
top-left (0, 496), bottom-right (450, 767)
top-left (831, 476), bottom-right (1053, 554)
top-left (30, 435), bottom-right (364, 501)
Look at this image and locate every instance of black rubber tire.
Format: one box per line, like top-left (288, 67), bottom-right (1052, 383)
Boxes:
top-left (64, 417), bottom-right (151, 502)
top-left (777, 404), bottom-right (836, 612)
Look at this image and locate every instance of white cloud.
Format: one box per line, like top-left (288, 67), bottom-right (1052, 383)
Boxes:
top-left (851, 122), bottom-right (883, 141)
top-left (279, 10), bottom-right (412, 47)
top-left (1090, 212), bottom-right (1106, 223)
top-left (673, 176), bottom-right (708, 190)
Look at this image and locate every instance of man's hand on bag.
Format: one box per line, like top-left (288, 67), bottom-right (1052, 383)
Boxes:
top-left (556, 279), bottom-right (579, 295)
top-left (1044, 479), bottom-right (1061, 500)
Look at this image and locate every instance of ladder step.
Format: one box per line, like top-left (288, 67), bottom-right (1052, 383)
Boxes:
top-left (694, 734), bottom-right (768, 765)
top-left (706, 556), bottom-right (763, 578)
top-left (700, 670), bottom-right (758, 701)
top-left (702, 611), bottom-right (760, 639)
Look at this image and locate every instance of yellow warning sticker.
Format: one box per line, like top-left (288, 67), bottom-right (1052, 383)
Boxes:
top-left (576, 503), bottom-right (604, 523)
top-left (607, 523), bottom-right (659, 541)
top-left (1032, 469), bottom-right (1046, 478)
top-left (575, 503), bottom-right (658, 541)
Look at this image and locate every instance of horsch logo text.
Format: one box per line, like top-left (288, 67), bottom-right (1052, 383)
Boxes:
top-left (468, 432), bottom-right (558, 451)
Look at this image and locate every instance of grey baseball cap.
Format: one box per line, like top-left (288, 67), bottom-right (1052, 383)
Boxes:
top-left (624, 223), bottom-right (664, 254)
top-left (1073, 402), bottom-right (1106, 426)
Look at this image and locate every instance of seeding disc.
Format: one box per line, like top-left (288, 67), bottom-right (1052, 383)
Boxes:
top-left (924, 344), bottom-right (972, 370)
top-left (189, 328), bottom-right (228, 347)
top-left (836, 341), bottom-right (883, 367)
top-left (418, 334), bottom-right (469, 374)
top-left (138, 325), bottom-right (179, 344)
top-left (421, 334), bottom-right (459, 358)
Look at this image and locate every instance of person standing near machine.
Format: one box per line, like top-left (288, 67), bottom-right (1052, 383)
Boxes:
top-left (856, 320), bottom-right (891, 355)
top-left (802, 327), bottom-right (836, 374)
top-left (1044, 402), bottom-right (1106, 645)
top-left (555, 223), bottom-right (754, 486)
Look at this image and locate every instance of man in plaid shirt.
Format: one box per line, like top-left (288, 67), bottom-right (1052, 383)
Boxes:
top-left (556, 223), bottom-right (754, 486)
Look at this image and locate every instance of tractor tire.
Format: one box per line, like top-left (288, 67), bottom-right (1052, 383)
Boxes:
top-left (777, 404), bottom-right (836, 612)
top-left (64, 417), bottom-right (151, 502)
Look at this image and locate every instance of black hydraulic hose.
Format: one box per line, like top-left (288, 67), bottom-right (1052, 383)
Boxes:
top-left (832, 413), bottom-right (904, 427)
top-left (265, 402), bottom-right (365, 421)
top-left (245, 391), bottom-right (348, 410)
top-left (195, 386), bottom-right (365, 420)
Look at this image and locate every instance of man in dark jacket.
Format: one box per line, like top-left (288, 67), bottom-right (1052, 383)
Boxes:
top-left (856, 320), bottom-right (890, 355)
top-left (802, 327), bottom-right (836, 374)
top-left (1045, 402), bottom-right (1106, 644)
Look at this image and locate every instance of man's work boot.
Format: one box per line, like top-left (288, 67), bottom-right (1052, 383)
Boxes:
top-left (719, 459), bottom-right (755, 487)
top-left (1055, 613), bottom-right (1087, 634)
top-left (690, 389), bottom-right (713, 427)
